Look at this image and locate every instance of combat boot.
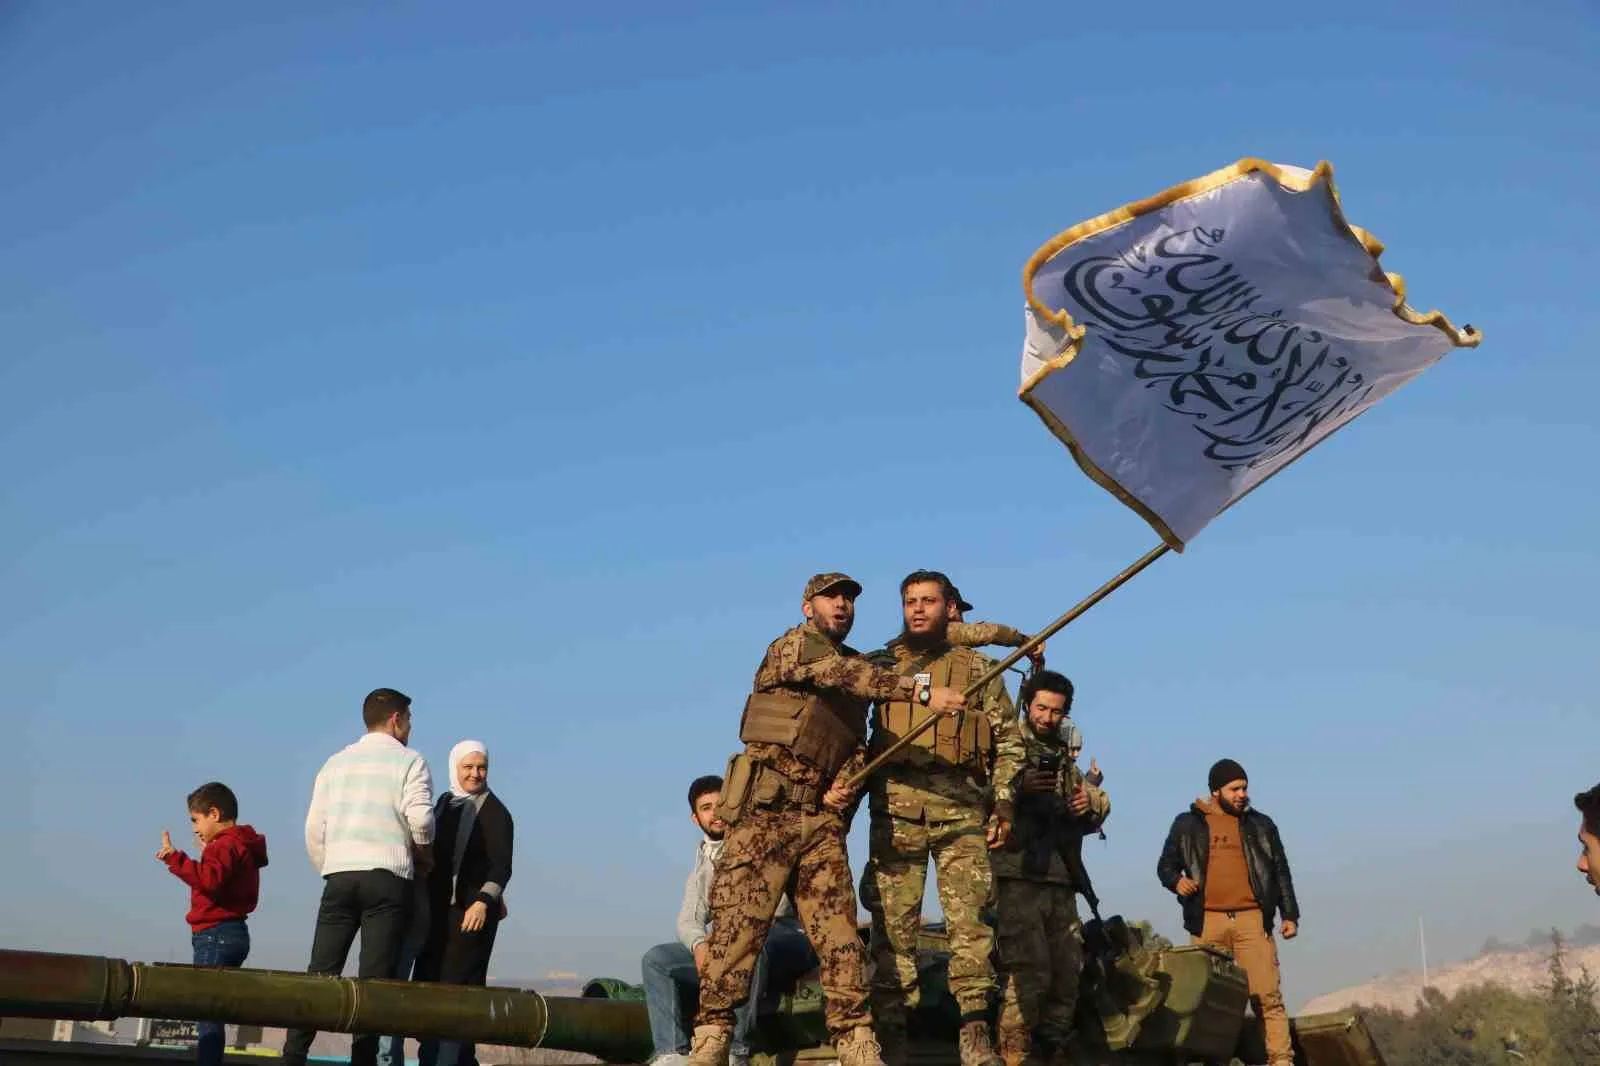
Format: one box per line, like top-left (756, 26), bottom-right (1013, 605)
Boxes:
top-left (686, 1025), bottom-right (732, 1066)
top-left (958, 1019), bottom-right (1003, 1066)
top-left (874, 1023), bottom-right (909, 1066)
top-left (835, 1026), bottom-right (887, 1066)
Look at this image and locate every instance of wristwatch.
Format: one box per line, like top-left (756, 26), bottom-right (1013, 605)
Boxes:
top-left (917, 683), bottom-right (932, 706)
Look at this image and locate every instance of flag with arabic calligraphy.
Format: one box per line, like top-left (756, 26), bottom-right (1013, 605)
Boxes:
top-left (1019, 159), bottom-right (1480, 550)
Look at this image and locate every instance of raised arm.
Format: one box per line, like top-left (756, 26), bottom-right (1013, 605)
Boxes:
top-left (949, 621), bottom-right (1028, 648)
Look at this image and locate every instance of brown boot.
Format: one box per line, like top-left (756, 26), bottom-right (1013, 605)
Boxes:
top-left (687, 1025), bottom-right (732, 1066)
top-left (959, 1020), bottom-right (1003, 1066)
top-left (835, 1026), bottom-right (887, 1066)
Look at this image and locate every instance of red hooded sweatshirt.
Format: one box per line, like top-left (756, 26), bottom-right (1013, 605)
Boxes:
top-left (162, 824), bottom-right (270, 932)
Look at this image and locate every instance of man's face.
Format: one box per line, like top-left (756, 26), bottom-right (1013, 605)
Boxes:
top-left (902, 581), bottom-right (950, 639)
top-left (189, 805), bottom-right (227, 845)
top-left (693, 791), bottom-right (726, 841)
top-left (803, 590), bottom-right (856, 640)
top-left (1577, 821), bottom-right (1600, 895)
top-left (390, 710), bottom-right (413, 746)
top-left (1215, 779), bottom-right (1250, 815)
top-left (1025, 690), bottom-right (1068, 740)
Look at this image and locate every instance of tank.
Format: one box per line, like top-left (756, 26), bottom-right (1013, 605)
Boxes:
top-left (585, 917), bottom-right (1387, 1066)
top-left (0, 918), bottom-right (1386, 1066)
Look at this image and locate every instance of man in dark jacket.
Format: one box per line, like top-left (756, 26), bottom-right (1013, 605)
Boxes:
top-left (1156, 759), bottom-right (1299, 1066)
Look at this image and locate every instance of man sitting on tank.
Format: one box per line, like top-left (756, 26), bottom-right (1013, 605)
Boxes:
top-left (642, 774), bottom-right (819, 1066)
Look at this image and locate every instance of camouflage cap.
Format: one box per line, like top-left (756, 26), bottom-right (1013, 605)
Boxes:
top-left (803, 572), bottom-right (863, 600)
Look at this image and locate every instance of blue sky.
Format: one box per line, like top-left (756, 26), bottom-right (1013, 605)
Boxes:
top-left (2, 1), bottom-right (1597, 1013)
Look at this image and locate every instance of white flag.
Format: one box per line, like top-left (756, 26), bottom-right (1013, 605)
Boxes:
top-left (1019, 159), bottom-right (1480, 549)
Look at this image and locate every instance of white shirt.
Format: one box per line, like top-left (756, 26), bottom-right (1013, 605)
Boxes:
top-left (304, 732), bottom-right (434, 879)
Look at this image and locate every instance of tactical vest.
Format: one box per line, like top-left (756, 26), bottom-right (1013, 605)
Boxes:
top-left (873, 644), bottom-right (991, 767)
top-left (738, 688), bottom-right (865, 779)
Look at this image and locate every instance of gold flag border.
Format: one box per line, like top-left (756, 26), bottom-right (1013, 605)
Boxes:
top-left (1018, 157), bottom-right (1483, 551)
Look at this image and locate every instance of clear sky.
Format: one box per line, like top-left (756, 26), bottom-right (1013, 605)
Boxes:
top-left (2, 0), bottom-right (1597, 1014)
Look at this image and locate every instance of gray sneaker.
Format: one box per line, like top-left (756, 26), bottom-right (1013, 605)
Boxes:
top-left (652, 1055), bottom-right (690, 1066)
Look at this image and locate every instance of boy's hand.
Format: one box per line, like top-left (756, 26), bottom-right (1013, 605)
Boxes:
top-left (156, 830), bottom-right (176, 861)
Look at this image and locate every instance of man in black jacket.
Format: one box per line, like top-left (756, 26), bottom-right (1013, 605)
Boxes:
top-left (1156, 759), bottom-right (1299, 1066)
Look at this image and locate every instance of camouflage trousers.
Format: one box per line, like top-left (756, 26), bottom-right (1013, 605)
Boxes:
top-left (695, 804), bottom-right (871, 1039)
top-left (993, 879), bottom-right (1083, 1061)
top-left (863, 809), bottom-right (994, 1023)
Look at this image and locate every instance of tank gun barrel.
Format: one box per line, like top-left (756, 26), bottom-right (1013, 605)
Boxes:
top-left (0, 949), bottom-right (652, 1064)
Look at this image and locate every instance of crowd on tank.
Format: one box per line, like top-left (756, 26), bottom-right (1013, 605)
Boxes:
top-left (153, 568), bottom-right (1600, 1066)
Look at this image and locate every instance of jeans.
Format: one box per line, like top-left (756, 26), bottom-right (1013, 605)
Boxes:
top-left (281, 870), bottom-right (412, 1066)
top-left (378, 884), bottom-right (432, 1066)
top-left (642, 915), bottom-right (817, 1058)
top-left (192, 919), bottom-right (251, 1066)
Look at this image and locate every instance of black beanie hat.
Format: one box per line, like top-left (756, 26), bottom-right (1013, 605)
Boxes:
top-left (1208, 758), bottom-right (1247, 793)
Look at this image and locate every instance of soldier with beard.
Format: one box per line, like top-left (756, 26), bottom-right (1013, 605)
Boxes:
top-left (686, 573), bottom-right (967, 1066)
top-left (861, 570), bottom-right (1027, 1066)
top-left (990, 671), bottom-right (1109, 1066)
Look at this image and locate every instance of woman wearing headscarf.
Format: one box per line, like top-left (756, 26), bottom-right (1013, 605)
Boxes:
top-left (416, 739), bottom-right (515, 1066)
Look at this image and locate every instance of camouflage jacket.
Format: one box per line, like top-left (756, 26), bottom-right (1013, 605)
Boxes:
top-left (990, 729), bottom-right (1110, 884)
top-left (863, 639), bottom-right (1027, 823)
top-left (744, 621), bottom-right (915, 795)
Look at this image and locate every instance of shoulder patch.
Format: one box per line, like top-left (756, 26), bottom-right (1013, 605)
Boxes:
top-left (798, 629), bottom-right (836, 665)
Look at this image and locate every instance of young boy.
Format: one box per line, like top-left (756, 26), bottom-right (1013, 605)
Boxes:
top-left (157, 782), bottom-right (270, 1066)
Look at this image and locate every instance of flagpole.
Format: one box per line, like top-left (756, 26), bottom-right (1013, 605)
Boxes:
top-left (840, 541), bottom-right (1172, 793)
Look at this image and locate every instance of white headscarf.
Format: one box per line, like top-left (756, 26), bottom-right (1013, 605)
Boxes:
top-left (446, 738), bottom-right (490, 897)
top-left (448, 739), bottom-right (489, 802)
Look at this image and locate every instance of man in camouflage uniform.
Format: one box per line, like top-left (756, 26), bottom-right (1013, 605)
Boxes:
top-left (991, 670), bottom-right (1109, 1066)
top-left (687, 573), bottom-right (968, 1066)
top-left (861, 570), bottom-right (1028, 1066)
top-left (855, 590), bottom-right (1041, 917)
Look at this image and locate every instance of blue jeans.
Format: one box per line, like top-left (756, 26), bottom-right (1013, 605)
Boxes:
top-left (377, 883), bottom-right (431, 1066)
top-left (642, 915), bottom-right (817, 1059)
top-left (192, 919), bottom-right (251, 1066)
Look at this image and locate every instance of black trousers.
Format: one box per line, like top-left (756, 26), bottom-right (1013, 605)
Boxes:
top-left (281, 869), bottom-right (412, 1066)
top-left (416, 904), bottom-right (501, 1066)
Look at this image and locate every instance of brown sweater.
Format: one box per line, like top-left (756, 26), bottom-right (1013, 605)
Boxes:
top-left (1200, 798), bottom-right (1257, 912)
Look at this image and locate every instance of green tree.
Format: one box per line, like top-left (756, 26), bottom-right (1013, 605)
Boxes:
top-left (1538, 930), bottom-right (1600, 1065)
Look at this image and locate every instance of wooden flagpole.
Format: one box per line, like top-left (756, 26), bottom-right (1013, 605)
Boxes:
top-left (839, 541), bottom-right (1172, 793)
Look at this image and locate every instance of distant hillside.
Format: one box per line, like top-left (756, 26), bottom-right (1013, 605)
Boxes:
top-left (1301, 941), bottom-right (1600, 1016)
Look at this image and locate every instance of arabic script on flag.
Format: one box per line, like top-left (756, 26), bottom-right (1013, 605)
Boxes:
top-left (1020, 159), bottom-right (1480, 549)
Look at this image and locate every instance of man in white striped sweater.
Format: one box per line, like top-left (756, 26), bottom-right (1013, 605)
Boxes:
top-left (282, 687), bottom-right (436, 1066)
